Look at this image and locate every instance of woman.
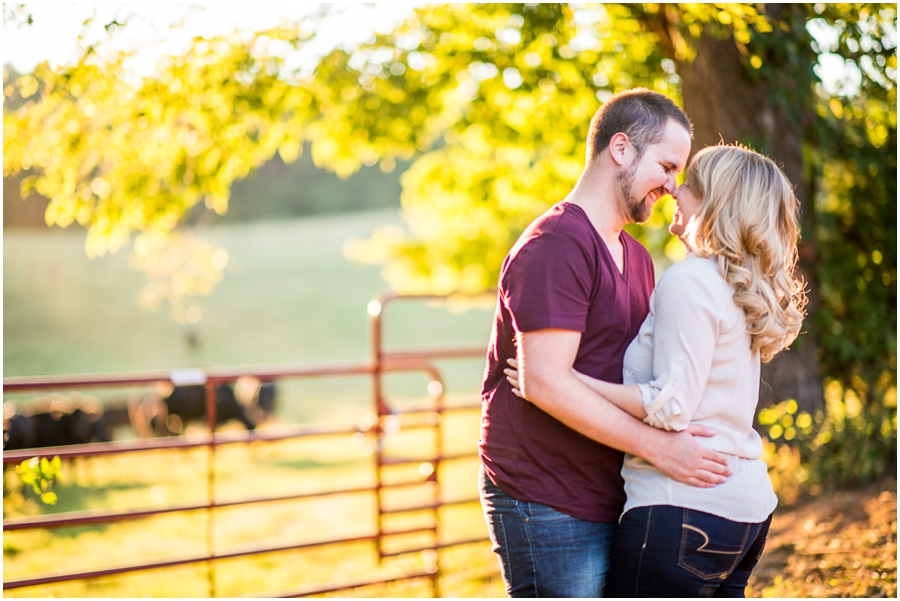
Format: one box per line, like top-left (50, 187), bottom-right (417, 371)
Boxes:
top-left (507, 144), bottom-right (807, 597)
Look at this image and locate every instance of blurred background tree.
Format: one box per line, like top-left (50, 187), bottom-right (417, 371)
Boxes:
top-left (4, 3), bottom-right (896, 486)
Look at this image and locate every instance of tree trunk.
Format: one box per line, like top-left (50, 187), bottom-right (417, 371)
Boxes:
top-left (674, 17), bottom-right (825, 413)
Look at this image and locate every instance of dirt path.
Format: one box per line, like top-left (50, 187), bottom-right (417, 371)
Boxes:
top-left (748, 477), bottom-right (897, 598)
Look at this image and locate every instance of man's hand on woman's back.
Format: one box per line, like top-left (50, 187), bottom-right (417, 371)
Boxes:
top-left (649, 425), bottom-right (733, 488)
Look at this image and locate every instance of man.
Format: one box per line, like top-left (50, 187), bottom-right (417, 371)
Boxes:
top-left (479, 88), bottom-right (733, 597)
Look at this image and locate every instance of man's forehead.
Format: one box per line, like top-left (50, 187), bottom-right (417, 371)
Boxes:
top-left (656, 122), bottom-right (692, 166)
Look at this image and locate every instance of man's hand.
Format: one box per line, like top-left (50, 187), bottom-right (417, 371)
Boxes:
top-left (649, 426), bottom-right (733, 488)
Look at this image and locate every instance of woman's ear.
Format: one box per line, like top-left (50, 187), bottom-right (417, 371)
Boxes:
top-left (608, 132), bottom-right (634, 167)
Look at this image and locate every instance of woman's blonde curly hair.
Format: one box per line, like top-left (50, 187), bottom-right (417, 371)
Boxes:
top-left (682, 144), bottom-right (808, 363)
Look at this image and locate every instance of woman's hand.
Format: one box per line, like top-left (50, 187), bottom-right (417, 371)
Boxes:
top-left (504, 358), bottom-right (525, 398)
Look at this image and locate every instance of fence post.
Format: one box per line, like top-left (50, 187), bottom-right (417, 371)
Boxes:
top-left (205, 380), bottom-right (217, 598)
top-left (429, 368), bottom-right (445, 598)
top-left (368, 296), bottom-right (387, 567)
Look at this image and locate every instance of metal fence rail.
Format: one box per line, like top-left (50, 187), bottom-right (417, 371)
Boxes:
top-left (2, 293), bottom-right (493, 597)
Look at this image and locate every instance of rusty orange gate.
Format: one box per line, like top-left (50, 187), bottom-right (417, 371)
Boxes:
top-left (3, 294), bottom-right (495, 597)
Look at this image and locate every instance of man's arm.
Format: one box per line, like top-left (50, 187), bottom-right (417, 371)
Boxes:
top-left (507, 358), bottom-right (646, 420)
top-left (517, 328), bottom-right (732, 487)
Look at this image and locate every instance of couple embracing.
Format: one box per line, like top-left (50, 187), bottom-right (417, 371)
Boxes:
top-left (479, 89), bottom-right (807, 597)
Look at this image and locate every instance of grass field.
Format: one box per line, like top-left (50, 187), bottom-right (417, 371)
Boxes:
top-left (5, 209), bottom-right (396, 376)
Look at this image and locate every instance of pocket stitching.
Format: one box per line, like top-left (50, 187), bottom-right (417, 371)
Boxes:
top-left (681, 524), bottom-right (742, 555)
top-left (677, 512), bottom-right (750, 580)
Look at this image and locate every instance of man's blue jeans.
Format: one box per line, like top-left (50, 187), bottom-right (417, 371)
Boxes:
top-left (604, 505), bottom-right (773, 598)
top-left (479, 467), bottom-right (617, 597)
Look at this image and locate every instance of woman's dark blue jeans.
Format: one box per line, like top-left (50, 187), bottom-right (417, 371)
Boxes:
top-left (479, 467), bottom-right (617, 597)
top-left (605, 505), bottom-right (773, 598)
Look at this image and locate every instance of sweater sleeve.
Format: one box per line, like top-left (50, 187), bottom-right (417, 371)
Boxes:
top-left (638, 265), bottom-right (720, 431)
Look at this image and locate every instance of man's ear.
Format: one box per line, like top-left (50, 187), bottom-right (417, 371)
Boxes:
top-left (608, 132), bottom-right (634, 167)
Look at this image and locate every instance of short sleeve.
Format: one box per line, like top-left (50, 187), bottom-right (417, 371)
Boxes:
top-left (639, 266), bottom-right (720, 431)
top-left (503, 229), bottom-right (595, 334)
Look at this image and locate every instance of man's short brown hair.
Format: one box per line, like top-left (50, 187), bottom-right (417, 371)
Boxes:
top-left (586, 88), bottom-right (693, 161)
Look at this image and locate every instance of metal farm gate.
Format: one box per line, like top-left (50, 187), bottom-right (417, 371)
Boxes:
top-left (3, 294), bottom-right (495, 597)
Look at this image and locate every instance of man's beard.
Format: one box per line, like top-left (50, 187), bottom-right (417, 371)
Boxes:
top-left (616, 157), bottom-right (652, 224)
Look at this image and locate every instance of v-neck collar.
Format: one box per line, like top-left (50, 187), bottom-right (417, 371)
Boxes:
top-left (565, 202), bottom-right (629, 279)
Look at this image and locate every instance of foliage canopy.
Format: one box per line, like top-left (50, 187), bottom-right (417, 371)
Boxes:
top-left (4, 3), bottom-right (893, 298)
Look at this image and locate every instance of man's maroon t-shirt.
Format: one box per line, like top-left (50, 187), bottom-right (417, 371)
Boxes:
top-left (479, 202), bottom-right (655, 523)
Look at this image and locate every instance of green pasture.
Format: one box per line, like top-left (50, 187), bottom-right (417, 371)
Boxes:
top-left (3, 210), bottom-right (501, 596)
top-left (3, 209), bottom-right (496, 426)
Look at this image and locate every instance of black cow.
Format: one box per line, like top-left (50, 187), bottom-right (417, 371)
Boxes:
top-left (4, 413), bottom-right (37, 450)
top-left (256, 382), bottom-right (276, 414)
top-left (155, 384), bottom-right (256, 435)
top-left (3, 408), bottom-right (112, 451)
top-left (60, 408), bottom-right (112, 446)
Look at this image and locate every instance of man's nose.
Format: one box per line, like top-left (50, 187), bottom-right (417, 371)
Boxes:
top-left (664, 176), bottom-right (678, 195)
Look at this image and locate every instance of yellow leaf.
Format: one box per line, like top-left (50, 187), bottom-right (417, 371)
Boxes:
top-left (278, 141), bottom-right (301, 163)
top-left (829, 98), bottom-right (844, 119)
